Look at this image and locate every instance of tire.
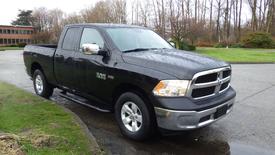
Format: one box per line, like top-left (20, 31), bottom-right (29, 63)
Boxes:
top-left (115, 92), bottom-right (156, 141)
top-left (33, 70), bottom-right (53, 98)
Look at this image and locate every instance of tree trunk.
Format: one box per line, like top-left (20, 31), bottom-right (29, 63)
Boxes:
top-left (237, 0), bottom-right (243, 42)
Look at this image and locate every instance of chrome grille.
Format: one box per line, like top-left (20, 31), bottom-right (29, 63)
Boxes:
top-left (187, 67), bottom-right (231, 100)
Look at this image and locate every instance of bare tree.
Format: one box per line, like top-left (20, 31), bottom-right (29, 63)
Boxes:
top-left (248, 0), bottom-right (258, 31)
top-left (237, 0), bottom-right (243, 42)
top-left (23, 0), bottom-right (275, 46)
top-left (152, 0), bottom-right (166, 37)
top-left (112, 0), bottom-right (127, 23)
top-left (139, 0), bottom-right (151, 26)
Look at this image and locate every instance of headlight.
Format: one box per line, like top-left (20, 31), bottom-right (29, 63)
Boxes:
top-left (153, 80), bottom-right (190, 97)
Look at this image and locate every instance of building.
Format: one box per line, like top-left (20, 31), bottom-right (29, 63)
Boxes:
top-left (0, 25), bottom-right (34, 46)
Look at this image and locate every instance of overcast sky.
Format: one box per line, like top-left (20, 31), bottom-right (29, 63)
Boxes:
top-left (1, 0), bottom-right (251, 26)
top-left (0, 0), bottom-right (99, 25)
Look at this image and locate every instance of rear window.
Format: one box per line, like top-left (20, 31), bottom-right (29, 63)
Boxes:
top-left (62, 27), bottom-right (81, 50)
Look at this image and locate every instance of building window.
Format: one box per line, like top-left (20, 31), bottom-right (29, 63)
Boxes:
top-left (0, 29), bottom-right (2, 34)
top-left (0, 38), bottom-right (3, 44)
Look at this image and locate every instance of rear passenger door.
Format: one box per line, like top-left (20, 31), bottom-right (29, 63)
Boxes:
top-left (54, 27), bottom-right (81, 89)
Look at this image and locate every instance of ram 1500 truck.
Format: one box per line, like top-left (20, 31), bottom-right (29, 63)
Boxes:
top-left (23, 24), bottom-right (236, 140)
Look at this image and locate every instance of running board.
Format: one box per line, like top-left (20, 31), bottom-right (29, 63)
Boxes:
top-left (59, 93), bottom-right (111, 113)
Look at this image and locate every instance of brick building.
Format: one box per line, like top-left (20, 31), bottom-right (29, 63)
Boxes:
top-left (0, 25), bottom-right (34, 46)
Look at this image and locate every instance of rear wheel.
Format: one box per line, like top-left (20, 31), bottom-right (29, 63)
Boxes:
top-left (33, 70), bottom-right (53, 98)
top-left (115, 92), bottom-right (156, 140)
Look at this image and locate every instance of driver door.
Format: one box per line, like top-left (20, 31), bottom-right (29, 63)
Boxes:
top-left (73, 27), bottom-right (106, 97)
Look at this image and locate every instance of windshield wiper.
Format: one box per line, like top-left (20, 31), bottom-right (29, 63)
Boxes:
top-left (122, 48), bottom-right (158, 53)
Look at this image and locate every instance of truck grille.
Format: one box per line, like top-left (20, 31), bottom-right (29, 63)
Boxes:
top-left (187, 67), bottom-right (231, 100)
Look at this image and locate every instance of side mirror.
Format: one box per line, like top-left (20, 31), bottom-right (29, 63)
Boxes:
top-left (169, 42), bottom-right (176, 48)
top-left (82, 43), bottom-right (100, 55)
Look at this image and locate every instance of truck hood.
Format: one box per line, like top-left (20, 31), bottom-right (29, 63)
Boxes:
top-left (122, 49), bottom-right (229, 79)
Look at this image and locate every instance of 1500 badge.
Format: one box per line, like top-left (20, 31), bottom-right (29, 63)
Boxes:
top-left (96, 72), bottom-right (114, 80)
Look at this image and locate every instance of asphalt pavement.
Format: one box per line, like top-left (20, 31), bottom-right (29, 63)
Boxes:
top-left (0, 50), bottom-right (275, 155)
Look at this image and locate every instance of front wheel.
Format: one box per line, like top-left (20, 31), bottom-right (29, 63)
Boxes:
top-left (115, 92), bottom-right (156, 141)
top-left (33, 70), bottom-right (53, 98)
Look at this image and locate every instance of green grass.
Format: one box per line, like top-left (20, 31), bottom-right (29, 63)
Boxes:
top-left (196, 47), bottom-right (275, 63)
top-left (0, 82), bottom-right (96, 154)
top-left (0, 47), bottom-right (23, 51)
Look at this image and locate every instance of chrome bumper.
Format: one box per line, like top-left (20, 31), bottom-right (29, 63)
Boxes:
top-left (154, 97), bottom-right (235, 131)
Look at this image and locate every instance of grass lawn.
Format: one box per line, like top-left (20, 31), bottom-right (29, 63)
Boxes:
top-left (0, 82), bottom-right (99, 154)
top-left (0, 47), bottom-right (23, 51)
top-left (196, 47), bottom-right (275, 63)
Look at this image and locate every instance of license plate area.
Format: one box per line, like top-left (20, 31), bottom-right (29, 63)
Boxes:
top-left (214, 105), bottom-right (228, 119)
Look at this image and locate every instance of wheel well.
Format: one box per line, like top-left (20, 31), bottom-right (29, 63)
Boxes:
top-left (113, 84), bottom-right (146, 102)
top-left (31, 62), bottom-right (43, 77)
top-left (112, 83), bottom-right (154, 111)
top-left (112, 83), bottom-right (158, 130)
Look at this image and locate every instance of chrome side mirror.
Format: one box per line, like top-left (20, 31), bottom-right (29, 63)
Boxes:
top-left (82, 43), bottom-right (100, 55)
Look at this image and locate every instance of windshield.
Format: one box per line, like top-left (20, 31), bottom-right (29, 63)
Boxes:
top-left (105, 28), bottom-right (173, 52)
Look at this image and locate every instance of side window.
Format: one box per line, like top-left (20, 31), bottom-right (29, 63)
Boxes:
top-left (80, 28), bottom-right (104, 49)
top-left (62, 27), bottom-right (81, 50)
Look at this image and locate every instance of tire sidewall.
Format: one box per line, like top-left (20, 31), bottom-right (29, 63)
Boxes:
top-left (33, 70), bottom-right (48, 97)
top-left (115, 92), bottom-right (153, 140)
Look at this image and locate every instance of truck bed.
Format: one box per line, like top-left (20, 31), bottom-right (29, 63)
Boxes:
top-left (23, 44), bottom-right (57, 84)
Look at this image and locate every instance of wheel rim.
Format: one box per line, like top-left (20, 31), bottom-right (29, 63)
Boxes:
top-left (35, 75), bottom-right (43, 94)
top-left (121, 101), bottom-right (143, 132)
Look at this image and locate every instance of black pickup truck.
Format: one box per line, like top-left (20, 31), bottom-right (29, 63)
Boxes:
top-left (23, 24), bottom-right (236, 140)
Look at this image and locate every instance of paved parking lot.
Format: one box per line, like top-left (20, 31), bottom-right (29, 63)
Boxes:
top-left (0, 50), bottom-right (275, 155)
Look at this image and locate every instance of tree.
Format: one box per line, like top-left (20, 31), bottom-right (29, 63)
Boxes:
top-left (112, 0), bottom-right (127, 23)
top-left (237, 0), bottom-right (243, 42)
top-left (82, 0), bottom-right (127, 24)
top-left (248, 0), bottom-right (258, 31)
top-left (215, 0), bottom-right (223, 42)
top-left (152, 0), bottom-right (166, 38)
top-left (11, 0), bottom-right (275, 46)
top-left (11, 10), bottom-right (33, 26)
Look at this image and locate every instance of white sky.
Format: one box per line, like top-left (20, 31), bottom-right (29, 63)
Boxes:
top-left (0, 0), bottom-right (99, 25)
top-left (1, 0), bottom-right (251, 26)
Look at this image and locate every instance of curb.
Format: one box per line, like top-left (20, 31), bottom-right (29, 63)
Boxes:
top-left (229, 62), bottom-right (275, 64)
top-left (0, 81), bottom-right (103, 154)
top-left (59, 105), bottom-right (103, 154)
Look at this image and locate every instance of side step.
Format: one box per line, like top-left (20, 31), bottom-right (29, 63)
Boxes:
top-left (59, 92), bottom-right (111, 113)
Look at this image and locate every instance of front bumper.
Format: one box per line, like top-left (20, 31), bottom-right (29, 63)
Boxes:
top-left (154, 97), bottom-right (235, 131)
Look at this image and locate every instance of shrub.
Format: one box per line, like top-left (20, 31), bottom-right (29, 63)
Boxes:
top-left (171, 39), bottom-right (197, 51)
top-left (188, 45), bottom-right (196, 51)
top-left (230, 43), bottom-right (244, 48)
top-left (179, 42), bottom-right (196, 51)
top-left (242, 32), bottom-right (274, 48)
top-left (17, 43), bottom-right (27, 47)
top-left (214, 42), bottom-right (226, 48)
top-left (7, 44), bottom-right (18, 47)
top-left (196, 41), bottom-right (214, 47)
